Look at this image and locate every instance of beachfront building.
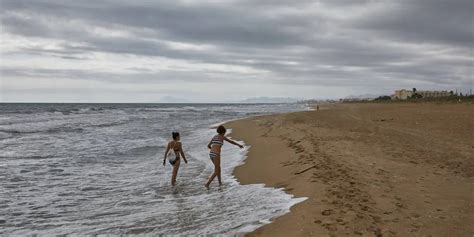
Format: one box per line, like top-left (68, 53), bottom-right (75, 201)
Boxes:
top-left (392, 89), bottom-right (414, 100)
top-left (417, 90), bottom-right (450, 98)
top-left (391, 89), bottom-right (450, 100)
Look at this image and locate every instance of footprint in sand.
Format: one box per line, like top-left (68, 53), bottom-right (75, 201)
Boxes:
top-left (281, 161), bottom-right (292, 167)
top-left (336, 218), bottom-right (346, 225)
top-left (322, 209), bottom-right (334, 216)
top-left (331, 200), bottom-right (342, 205)
top-left (322, 223), bottom-right (337, 231)
top-left (370, 215), bottom-right (382, 223)
top-left (373, 228), bottom-right (383, 237)
top-left (395, 202), bottom-right (406, 209)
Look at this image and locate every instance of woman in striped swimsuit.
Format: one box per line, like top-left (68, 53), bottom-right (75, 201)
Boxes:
top-left (205, 125), bottom-right (243, 189)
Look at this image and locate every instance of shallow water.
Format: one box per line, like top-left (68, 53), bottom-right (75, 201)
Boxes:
top-left (0, 103), bottom-right (307, 235)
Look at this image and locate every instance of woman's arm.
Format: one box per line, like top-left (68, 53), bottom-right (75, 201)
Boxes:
top-left (179, 143), bottom-right (188, 163)
top-left (163, 143), bottom-right (170, 166)
top-left (207, 140), bottom-right (212, 149)
top-left (224, 137), bottom-right (244, 149)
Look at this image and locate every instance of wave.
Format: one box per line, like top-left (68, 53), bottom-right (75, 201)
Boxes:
top-left (0, 127), bottom-right (84, 135)
top-left (0, 154), bottom-right (57, 160)
top-left (11, 107), bottom-right (115, 116)
top-left (88, 120), bottom-right (130, 128)
top-left (134, 107), bottom-right (193, 113)
top-left (0, 117), bottom-right (132, 135)
top-left (133, 106), bottom-right (212, 113)
top-left (0, 107), bottom-right (105, 116)
top-left (121, 145), bottom-right (162, 156)
top-left (48, 106), bottom-right (110, 115)
top-left (0, 131), bottom-right (12, 140)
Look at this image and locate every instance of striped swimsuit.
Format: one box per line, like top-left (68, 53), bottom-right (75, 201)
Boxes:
top-left (209, 135), bottom-right (224, 160)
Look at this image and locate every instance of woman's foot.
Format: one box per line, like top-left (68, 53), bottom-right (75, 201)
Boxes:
top-left (204, 184), bottom-right (210, 190)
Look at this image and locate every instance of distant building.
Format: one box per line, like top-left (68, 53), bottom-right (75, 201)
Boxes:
top-left (392, 89), bottom-right (414, 100)
top-left (417, 90), bottom-right (450, 98)
top-left (391, 89), bottom-right (450, 100)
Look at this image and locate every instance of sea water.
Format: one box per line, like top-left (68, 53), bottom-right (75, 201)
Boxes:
top-left (0, 103), bottom-right (308, 235)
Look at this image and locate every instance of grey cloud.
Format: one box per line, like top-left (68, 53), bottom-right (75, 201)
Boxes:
top-left (351, 0), bottom-right (474, 47)
top-left (0, 67), bottom-right (255, 85)
top-left (1, 0), bottom-right (311, 47)
top-left (0, 0), bottom-right (472, 101)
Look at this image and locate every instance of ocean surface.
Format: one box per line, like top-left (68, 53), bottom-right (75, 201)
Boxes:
top-left (0, 103), bottom-right (308, 235)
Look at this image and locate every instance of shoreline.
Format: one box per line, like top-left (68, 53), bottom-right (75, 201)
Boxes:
top-left (226, 103), bottom-right (474, 236)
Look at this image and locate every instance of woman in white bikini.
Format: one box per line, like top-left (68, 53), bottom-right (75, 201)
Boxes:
top-left (163, 132), bottom-right (188, 186)
top-left (205, 125), bottom-right (243, 189)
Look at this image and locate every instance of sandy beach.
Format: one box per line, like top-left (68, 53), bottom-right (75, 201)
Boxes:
top-left (226, 103), bottom-right (474, 237)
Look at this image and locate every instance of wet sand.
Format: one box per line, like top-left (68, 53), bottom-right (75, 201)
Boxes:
top-left (226, 103), bottom-right (474, 237)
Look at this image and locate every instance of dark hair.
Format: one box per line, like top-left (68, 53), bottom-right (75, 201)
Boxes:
top-left (172, 132), bottom-right (180, 140)
top-left (216, 125), bottom-right (226, 134)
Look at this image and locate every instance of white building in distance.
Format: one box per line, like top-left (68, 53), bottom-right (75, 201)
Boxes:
top-left (392, 89), bottom-right (414, 100)
top-left (392, 89), bottom-right (450, 100)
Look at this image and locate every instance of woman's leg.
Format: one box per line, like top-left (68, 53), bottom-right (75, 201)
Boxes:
top-left (216, 157), bottom-right (222, 185)
top-left (171, 159), bottom-right (180, 186)
top-left (205, 156), bottom-right (220, 188)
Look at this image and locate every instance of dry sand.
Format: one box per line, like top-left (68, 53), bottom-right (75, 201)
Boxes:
top-left (226, 103), bottom-right (473, 237)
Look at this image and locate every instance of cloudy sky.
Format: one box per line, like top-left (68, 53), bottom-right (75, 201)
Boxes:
top-left (1, 0), bottom-right (473, 102)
